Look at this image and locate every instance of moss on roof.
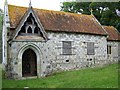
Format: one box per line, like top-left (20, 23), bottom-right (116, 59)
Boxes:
top-left (103, 26), bottom-right (120, 41)
top-left (8, 4), bottom-right (107, 35)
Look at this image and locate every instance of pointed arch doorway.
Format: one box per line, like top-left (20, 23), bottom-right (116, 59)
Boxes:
top-left (22, 48), bottom-right (37, 77)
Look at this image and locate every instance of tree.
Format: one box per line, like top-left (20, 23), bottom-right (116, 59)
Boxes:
top-left (61, 1), bottom-right (120, 32)
top-left (61, 2), bottom-right (91, 14)
top-left (0, 8), bottom-right (3, 16)
top-left (0, 8), bottom-right (3, 63)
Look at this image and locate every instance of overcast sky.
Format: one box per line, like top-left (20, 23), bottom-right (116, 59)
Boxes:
top-left (0, 0), bottom-right (66, 11)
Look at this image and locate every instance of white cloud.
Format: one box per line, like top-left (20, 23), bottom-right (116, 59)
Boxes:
top-left (116, 9), bottom-right (120, 17)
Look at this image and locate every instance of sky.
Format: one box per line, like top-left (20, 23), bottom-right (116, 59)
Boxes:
top-left (1, 0), bottom-right (120, 11)
top-left (0, 0), bottom-right (120, 16)
top-left (0, 0), bottom-right (66, 11)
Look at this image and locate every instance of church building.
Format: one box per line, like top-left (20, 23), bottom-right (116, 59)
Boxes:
top-left (2, 1), bottom-right (119, 79)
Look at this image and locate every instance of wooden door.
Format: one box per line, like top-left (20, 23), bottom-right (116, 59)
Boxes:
top-left (22, 49), bottom-right (37, 77)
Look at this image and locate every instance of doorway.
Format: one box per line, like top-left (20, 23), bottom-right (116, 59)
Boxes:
top-left (22, 49), bottom-right (37, 77)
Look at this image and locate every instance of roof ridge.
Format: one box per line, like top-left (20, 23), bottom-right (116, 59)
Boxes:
top-left (103, 26), bottom-right (114, 28)
top-left (103, 26), bottom-right (119, 34)
top-left (91, 15), bottom-right (108, 35)
top-left (8, 4), bottom-right (91, 17)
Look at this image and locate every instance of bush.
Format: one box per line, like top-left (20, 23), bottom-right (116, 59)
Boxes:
top-left (2, 69), bottom-right (6, 79)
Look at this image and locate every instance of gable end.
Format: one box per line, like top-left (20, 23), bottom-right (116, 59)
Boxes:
top-left (9, 7), bottom-right (48, 42)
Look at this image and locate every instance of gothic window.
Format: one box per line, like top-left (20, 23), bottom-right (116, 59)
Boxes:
top-left (27, 26), bottom-right (32, 33)
top-left (87, 42), bottom-right (95, 55)
top-left (34, 27), bottom-right (39, 34)
top-left (18, 13), bottom-right (45, 37)
top-left (27, 14), bottom-right (33, 24)
top-left (21, 26), bottom-right (25, 33)
top-left (40, 31), bottom-right (44, 37)
top-left (62, 41), bottom-right (72, 55)
top-left (107, 45), bottom-right (111, 54)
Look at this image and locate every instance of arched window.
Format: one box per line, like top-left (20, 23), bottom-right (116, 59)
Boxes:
top-left (20, 26), bottom-right (25, 33)
top-left (40, 31), bottom-right (43, 37)
top-left (27, 17), bottom-right (32, 24)
top-left (34, 27), bottom-right (39, 34)
top-left (27, 26), bottom-right (32, 33)
top-left (18, 13), bottom-right (46, 37)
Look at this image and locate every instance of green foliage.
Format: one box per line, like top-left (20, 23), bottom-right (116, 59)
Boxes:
top-left (2, 69), bottom-right (6, 79)
top-left (0, 16), bottom-right (3, 63)
top-left (2, 64), bottom-right (118, 88)
top-left (61, 2), bottom-right (91, 14)
top-left (61, 2), bottom-right (120, 32)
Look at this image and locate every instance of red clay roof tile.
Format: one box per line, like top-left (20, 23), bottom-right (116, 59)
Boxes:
top-left (8, 5), bottom-right (107, 36)
top-left (103, 26), bottom-right (120, 41)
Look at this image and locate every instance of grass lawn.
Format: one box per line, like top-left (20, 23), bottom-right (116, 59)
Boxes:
top-left (2, 63), bottom-right (118, 88)
top-left (0, 64), bottom-right (2, 89)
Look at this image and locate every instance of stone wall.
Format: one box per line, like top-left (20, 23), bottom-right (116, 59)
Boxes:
top-left (107, 41), bottom-right (120, 63)
top-left (8, 40), bottom-right (47, 79)
top-left (8, 31), bottom-right (108, 79)
top-left (47, 32), bottom-right (107, 71)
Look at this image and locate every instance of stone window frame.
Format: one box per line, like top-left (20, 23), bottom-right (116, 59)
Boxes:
top-left (107, 45), bottom-right (111, 54)
top-left (62, 41), bottom-right (72, 55)
top-left (87, 42), bottom-right (95, 55)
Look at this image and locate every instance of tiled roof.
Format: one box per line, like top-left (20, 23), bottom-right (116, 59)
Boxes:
top-left (103, 26), bottom-right (120, 41)
top-left (8, 5), bottom-right (107, 35)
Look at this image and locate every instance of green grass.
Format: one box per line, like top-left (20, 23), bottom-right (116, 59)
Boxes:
top-left (0, 64), bottom-right (2, 89)
top-left (2, 63), bottom-right (118, 88)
